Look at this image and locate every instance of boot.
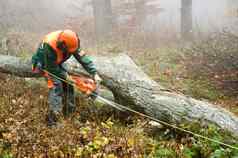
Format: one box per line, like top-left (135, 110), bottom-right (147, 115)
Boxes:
top-left (46, 111), bottom-right (58, 127)
top-left (68, 106), bottom-right (76, 114)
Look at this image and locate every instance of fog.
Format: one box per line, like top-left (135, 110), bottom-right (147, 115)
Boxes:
top-left (0, 0), bottom-right (237, 40)
top-left (144, 0), bottom-right (237, 33)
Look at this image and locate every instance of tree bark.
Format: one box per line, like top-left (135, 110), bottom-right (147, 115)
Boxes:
top-left (181, 0), bottom-right (193, 40)
top-left (0, 54), bottom-right (238, 137)
top-left (92, 0), bottom-right (113, 42)
top-left (135, 0), bottom-right (146, 27)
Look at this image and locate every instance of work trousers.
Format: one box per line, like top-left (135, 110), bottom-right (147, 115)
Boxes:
top-left (48, 77), bottom-right (75, 116)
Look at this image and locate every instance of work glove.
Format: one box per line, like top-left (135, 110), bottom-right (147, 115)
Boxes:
top-left (32, 62), bottom-right (43, 73)
top-left (89, 90), bottom-right (98, 101)
top-left (65, 73), bottom-right (74, 83)
top-left (93, 73), bottom-right (102, 85)
top-left (88, 73), bottom-right (101, 100)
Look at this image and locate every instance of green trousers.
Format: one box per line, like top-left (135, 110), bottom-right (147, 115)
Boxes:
top-left (48, 77), bottom-right (75, 116)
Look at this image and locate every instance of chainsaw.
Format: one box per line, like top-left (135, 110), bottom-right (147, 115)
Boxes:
top-left (70, 74), bottom-right (97, 96)
top-left (43, 69), bottom-right (124, 111)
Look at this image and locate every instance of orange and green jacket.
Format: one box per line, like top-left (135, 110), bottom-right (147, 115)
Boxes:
top-left (32, 41), bottom-right (97, 79)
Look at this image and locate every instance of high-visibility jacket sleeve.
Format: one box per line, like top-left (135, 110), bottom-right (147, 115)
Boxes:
top-left (31, 43), bottom-right (66, 79)
top-left (32, 43), bottom-right (45, 69)
top-left (73, 48), bottom-right (97, 76)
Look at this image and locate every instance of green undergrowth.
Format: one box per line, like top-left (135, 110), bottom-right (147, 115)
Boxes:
top-left (0, 141), bottom-right (12, 158)
top-left (148, 120), bottom-right (238, 158)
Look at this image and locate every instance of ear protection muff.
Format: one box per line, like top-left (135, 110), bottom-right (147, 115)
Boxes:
top-left (56, 30), bottom-right (80, 53)
top-left (56, 31), bottom-right (68, 53)
top-left (76, 33), bottom-right (80, 50)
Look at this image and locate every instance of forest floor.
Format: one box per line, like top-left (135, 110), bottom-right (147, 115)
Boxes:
top-left (0, 46), bottom-right (238, 158)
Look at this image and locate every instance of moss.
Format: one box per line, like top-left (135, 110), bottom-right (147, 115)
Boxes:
top-left (154, 148), bottom-right (176, 158)
top-left (0, 141), bottom-right (12, 158)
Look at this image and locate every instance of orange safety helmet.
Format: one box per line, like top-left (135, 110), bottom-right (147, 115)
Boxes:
top-left (57, 30), bottom-right (80, 53)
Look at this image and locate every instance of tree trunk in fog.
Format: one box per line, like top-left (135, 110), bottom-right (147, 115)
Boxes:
top-left (0, 1), bottom-right (8, 28)
top-left (135, 0), bottom-right (146, 27)
top-left (226, 0), bottom-right (238, 17)
top-left (1, 54), bottom-right (238, 137)
top-left (226, 0), bottom-right (238, 7)
top-left (181, 0), bottom-right (193, 40)
top-left (92, 0), bottom-right (113, 43)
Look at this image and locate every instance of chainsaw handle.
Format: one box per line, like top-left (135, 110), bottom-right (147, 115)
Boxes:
top-left (71, 75), bottom-right (97, 95)
top-left (89, 90), bottom-right (98, 100)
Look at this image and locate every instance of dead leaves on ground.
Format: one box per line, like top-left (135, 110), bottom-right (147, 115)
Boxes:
top-left (0, 76), bottom-right (154, 157)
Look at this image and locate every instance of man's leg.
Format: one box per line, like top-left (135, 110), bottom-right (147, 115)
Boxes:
top-left (63, 81), bottom-right (76, 117)
top-left (47, 78), bottom-right (64, 126)
top-left (60, 63), bottom-right (76, 116)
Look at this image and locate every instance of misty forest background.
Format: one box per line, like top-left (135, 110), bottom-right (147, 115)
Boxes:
top-left (0, 0), bottom-right (238, 157)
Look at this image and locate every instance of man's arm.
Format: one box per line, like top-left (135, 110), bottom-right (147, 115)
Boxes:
top-left (73, 48), bottom-right (97, 76)
top-left (73, 49), bottom-right (102, 84)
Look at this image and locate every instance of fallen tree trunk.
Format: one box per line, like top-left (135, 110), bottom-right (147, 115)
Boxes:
top-left (0, 54), bottom-right (238, 137)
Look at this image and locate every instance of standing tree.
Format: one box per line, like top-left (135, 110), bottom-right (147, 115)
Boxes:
top-left (92, 0), bottom-right (113, 42)
top-left (226, 0), bottom-right (238, 17)
top-left (181, 0), bottom-right (193, 40)
top-left (134, 0), bottom-right (161, 27)
top-left (0, 0), bottom-right (9, 29)
top-left (135, 0), bottom-right (146, 27)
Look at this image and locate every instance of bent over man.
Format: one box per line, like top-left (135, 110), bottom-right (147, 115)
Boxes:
top-left (31, 30), bottom-right (101, 126)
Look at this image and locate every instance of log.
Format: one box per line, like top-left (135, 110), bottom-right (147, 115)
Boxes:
top-left (0, 54), bottom-right (238, 137)
top-left (0, 55), bottom-right (39, 77)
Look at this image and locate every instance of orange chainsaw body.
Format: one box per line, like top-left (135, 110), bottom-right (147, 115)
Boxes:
top-left (71, 75), bottom-right (97, 95)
